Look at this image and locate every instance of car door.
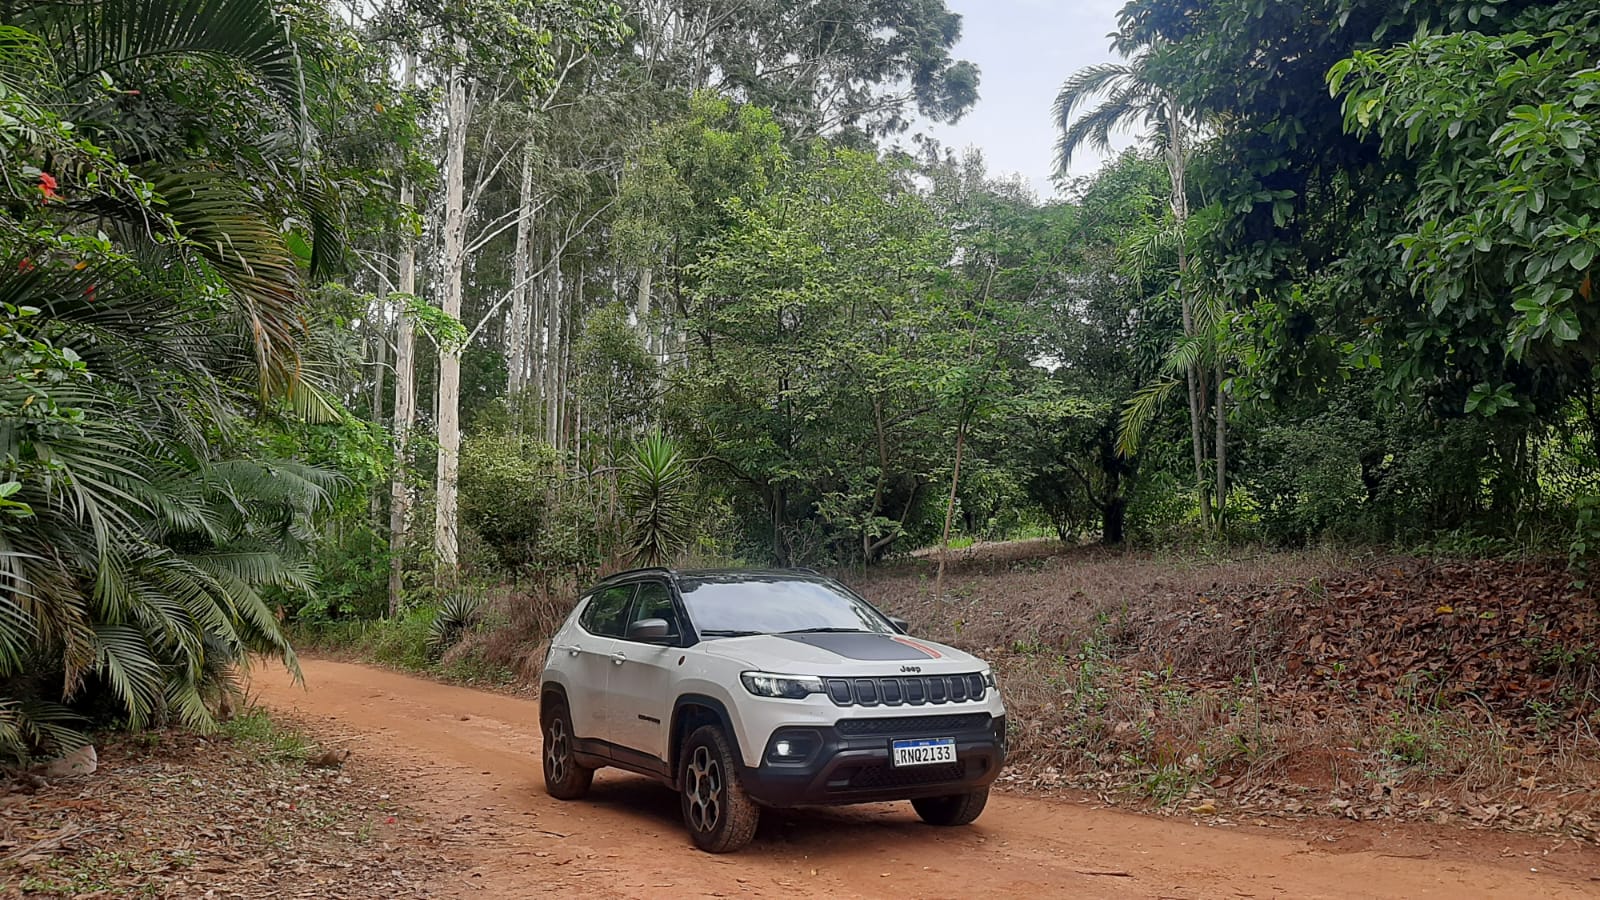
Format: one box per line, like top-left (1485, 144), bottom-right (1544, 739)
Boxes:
top-left (606, 579), bottom-right (681, 766)
top-left (557, 583), bottom-right (635, 749)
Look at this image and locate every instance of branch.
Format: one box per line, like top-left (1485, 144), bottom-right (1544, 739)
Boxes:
top-left (465, 193), bottom-right (556, 257)
top-left (463, 196), bottom-right (618, 344)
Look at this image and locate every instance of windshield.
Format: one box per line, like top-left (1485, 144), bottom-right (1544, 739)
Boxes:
top-left (678, 576), bottom-right (894, 637)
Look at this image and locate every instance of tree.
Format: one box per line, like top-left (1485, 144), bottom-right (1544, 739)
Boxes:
top-left (1329, 2), bottom-right (1600, 425)
top-left (385, 0), bottom-right (628, 576)
top-left (1053, 46), bottom-right (1224, 525)
top-left (676, 144), bottom-right (963, 564)
top-left (628, 0), bottom-right (979, 138)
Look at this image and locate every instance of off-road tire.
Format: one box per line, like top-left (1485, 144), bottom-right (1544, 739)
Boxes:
top-left (912, 787), bottom-right (989, 826)
top-left (541, 701), bottom-right (594, 800)
top-left (679, 724), bottom-right (760, 852)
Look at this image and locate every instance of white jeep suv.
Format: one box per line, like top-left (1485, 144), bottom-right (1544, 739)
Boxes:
top-left (539, 568), bottom-right (1007, 852)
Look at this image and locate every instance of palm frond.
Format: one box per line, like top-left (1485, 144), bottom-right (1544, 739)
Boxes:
top-left (12, 0), bottom-right (303, 114)
top-left (1117, 376), bottom-right (1183, 458)
top-left (1054, 61), bottom-right (1161, 175)
top-left (92, 623), bottom-right (166, 727)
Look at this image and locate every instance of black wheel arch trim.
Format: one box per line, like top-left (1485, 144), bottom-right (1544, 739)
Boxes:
top-left (539, 682), bottom-right (570, 723)
top-left (669, 693), bottom-right (743, 778)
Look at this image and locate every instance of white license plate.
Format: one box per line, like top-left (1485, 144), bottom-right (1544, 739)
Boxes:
top-left (891, 737), bottom-right (956, 767)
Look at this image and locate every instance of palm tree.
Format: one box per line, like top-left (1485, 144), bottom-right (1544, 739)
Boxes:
top-left (1053, 49), bottom-right (1223, 527)
top-left (0, 0), bottom-right (344, 758)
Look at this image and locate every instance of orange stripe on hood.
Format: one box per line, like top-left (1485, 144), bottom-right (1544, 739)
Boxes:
top-left (890, 636), bottom-right (942, 659)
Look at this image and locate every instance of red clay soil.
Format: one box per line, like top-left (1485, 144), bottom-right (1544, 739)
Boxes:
top-left (253, 659), bottom-right (1600, 899)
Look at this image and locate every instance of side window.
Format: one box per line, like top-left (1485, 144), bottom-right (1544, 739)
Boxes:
top-left (579, 585), bottom-right (635, 638)
top-left (630, 582), bottom-right (679, 638)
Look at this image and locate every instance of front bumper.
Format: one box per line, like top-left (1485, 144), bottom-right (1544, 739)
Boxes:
top-left (738, 712), bottom-right (1005, 808)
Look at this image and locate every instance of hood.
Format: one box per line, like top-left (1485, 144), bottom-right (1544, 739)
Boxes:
top-left (697, 631), bottom-right (984, 674)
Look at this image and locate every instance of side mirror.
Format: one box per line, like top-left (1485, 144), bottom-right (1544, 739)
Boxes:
top-left (627, 618), bottom-right (672, 643)
top-left (888, 616), bottom-right (910, 633)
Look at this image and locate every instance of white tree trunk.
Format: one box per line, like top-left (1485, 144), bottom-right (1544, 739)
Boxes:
top-left (387, 51), bottom-right (419, 617)
top-left (543, 254), bottom-right (563, 444)
top-left (636, 265), bottom-right (654, 358)
top-left (508, 144), bottom-right (535, 397)
top-left (529, 231), bottom-right (548, 414)
top-left (434, 53), bottom-right (468, 574)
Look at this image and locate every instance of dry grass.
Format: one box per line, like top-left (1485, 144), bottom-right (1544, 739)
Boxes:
top-left (845, 543), bottom-right (1358, 659)
top-left (439, 580), bottom-right (577, 684)
top-left (840, 544), bottom-right (1600, 835)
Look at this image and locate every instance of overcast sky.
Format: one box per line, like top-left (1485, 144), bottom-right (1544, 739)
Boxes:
top-left (918, 0), bottom-right (1136, 200)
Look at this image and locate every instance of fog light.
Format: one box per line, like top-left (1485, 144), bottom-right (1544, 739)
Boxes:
top-left (765, 731), bottom-right (819, 764)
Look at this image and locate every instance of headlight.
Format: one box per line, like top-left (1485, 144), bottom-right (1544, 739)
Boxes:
top-left (740, 671), bottom-right (825, 700)
top-left (982, 669), bottom-right (998, 691)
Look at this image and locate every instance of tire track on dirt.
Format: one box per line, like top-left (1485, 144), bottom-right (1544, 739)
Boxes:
top-left (251, 659), bottom-right (1600, 899)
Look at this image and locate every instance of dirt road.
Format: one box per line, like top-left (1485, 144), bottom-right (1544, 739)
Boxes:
top-left (252, 660), bottom-right (1600, 899)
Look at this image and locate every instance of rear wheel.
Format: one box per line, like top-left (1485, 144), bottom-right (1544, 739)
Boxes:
top-left (912, 787), bottom-right (989, 826)
top-left (541, 702), bottom-right (594, 800)
top-left (679, 724), bottom-right (760, 852)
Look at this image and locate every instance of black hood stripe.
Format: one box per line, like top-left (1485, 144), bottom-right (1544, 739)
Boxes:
top-left (775, 633), bottom-right (942, 661)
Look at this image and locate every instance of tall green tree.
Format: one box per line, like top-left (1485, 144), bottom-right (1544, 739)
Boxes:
top-left (1053, 44), bottom-right (1224, 525)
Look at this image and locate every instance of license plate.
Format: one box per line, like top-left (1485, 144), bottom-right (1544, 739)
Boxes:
top-left (891, 737), bottom-right (956, 767)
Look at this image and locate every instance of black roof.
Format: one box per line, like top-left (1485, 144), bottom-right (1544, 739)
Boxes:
top-left (591, 566), bottom-right (826, 587)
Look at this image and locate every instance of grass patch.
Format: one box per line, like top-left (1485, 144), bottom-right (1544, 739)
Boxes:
top-left (17, 850), bottom-right (169, 898)
top-left (288, 581), bottom-right (570, 688)
top-left (217, 706), bottom-right (313, 763)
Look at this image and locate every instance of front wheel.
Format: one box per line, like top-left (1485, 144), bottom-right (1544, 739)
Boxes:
top-left (912, 787), bottom-right (989, 826)
top-left (541, 702), bottom-right (594, 800)
top-left (679, 725), bottom-right (760, 852)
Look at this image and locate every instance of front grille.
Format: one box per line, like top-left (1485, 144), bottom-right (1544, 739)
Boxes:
top-left (844, 761), bottom-right (966, 790)
top-left (825, 673), bottom-right (986, 707)
top-left (836, 713), bottom-right (992, 736)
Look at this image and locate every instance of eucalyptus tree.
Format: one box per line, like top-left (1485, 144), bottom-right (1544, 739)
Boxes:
top-left (378, 0), bottom-right (628, 575)
top-left (628, 0), bottom-right (979, 138)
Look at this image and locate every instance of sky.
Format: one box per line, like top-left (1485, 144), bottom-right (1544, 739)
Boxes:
top-left (919, 0), bottom-right (1136, 200)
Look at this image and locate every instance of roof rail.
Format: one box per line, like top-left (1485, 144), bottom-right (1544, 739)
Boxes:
top-left (595, 566), bottom-right (674, 584)
top-left (786, 566), bottom-right (823, 576)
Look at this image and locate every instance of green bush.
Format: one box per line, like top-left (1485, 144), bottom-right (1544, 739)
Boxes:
top-left (458, 432), bottom-right (561, 568)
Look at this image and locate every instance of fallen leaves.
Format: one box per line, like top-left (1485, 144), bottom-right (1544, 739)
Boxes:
top-left (0, 727), bottom-right (450, 898)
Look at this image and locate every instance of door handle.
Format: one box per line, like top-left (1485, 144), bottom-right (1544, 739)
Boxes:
top-left (611, 651), bottom-right (627, 666)
top-left (560, 644), bottom-right (581, 656)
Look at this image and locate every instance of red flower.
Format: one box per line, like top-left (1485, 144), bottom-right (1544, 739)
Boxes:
top-left (38, 172), bottom-right (59, 203)
top-left (84, 284), bottom-right (96, 300)
top-left (17, 258), bottom-right (33, 273)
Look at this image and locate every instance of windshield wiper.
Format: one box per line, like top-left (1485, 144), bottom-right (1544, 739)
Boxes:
top-left (698, 629), bottom-right (763, 637)
top-left (779, 627), bottom-right (869, 634)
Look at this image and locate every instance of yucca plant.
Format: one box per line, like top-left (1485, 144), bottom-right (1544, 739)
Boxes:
top-left (620, 433), bottom-right (695, 567)
top-left (427, 593), bottom-right (486, 660)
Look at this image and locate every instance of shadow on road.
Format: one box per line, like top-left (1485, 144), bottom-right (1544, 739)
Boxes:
top-left (581, 772), bottom-right (995, 855)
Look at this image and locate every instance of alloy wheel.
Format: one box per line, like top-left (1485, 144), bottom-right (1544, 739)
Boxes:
top-left (546, 717), bottom-right (571, 785)
top-left (685, 744), bottom-right (723, 832)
